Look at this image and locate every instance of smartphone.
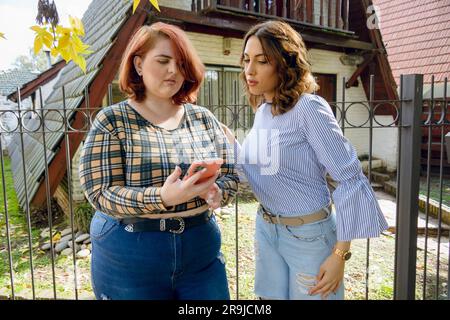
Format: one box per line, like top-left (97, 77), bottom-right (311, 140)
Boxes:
top-left (185, 158), bottom-right (224, 183)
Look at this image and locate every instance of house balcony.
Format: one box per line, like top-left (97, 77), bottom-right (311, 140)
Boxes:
top-left (192, 0), bottom-right (351, 32)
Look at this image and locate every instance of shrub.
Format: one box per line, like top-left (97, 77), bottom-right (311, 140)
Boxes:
top-left (74, 202), bottom-right (94, 233)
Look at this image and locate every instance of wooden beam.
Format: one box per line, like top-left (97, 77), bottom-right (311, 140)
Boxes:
top-left (282, 0), bottom-right (287, 18)
top-left (300, 33), bottom-right (374, 50)
top-left (306, 0), bottom-right (314, 23)
top-left (335, 0), bottom-right (342, 29)
top-left (269, 0), bottom-right (276, 16)
top-left (328, 0), bottom-right (332, 27)
top-left (320, 0), bottom-right (324, 26)
top-left (299, 0), bottom-right (305, 21)
top-left (31, 1), bottom-right (150, 207)
top-left (343, 0), bottom-right (349, 30)
top-left (257, 0), bottom-right (264, 14)
top-left (346, 52), bottom-right (375, 88)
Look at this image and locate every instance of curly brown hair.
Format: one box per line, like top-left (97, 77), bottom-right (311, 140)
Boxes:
top-left (240, 20), bottom-right (318, 115)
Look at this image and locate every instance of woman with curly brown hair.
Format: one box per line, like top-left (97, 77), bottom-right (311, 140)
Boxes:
top-left (222, 20), bottom-right (388, 300)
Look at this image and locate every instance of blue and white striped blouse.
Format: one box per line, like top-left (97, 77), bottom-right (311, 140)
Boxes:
top-left (237, 93), bottom-right (388, 241)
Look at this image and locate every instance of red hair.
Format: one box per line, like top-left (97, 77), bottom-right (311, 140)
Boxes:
top-left (119, 23), bottom-right (204, 104)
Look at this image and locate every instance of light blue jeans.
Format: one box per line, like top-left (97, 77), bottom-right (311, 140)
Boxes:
top-left (254, 207), bottom-right (345, 300)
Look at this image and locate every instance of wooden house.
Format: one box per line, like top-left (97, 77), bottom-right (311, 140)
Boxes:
top-left (7, 0), bottom-right (400, 215)
top-left (372, 0), bottom-right (450, 175)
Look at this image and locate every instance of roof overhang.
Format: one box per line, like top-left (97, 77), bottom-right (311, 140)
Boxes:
top-left (7, 60), bottom-right (66, 103)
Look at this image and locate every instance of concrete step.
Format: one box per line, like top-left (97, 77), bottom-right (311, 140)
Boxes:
top-left (387, 225), bottom-right (449, 237)
top-left (371, 182), bottom-right (384, 191)
top-left (370, 171), bottom-right (392, 183)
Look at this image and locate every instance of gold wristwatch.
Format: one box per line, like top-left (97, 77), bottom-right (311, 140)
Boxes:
top-left (333, 247), bottom-right (352, 261)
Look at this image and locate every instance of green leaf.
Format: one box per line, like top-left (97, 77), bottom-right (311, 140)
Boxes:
top-left (0, 32), bottom-right (5, 40)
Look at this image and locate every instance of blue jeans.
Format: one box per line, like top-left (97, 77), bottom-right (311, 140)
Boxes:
top-left (254, 208), bottom-right (344, 300)
top-left (90, 211), bottom-right (230, 300)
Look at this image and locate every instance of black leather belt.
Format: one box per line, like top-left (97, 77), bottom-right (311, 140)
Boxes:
top-left (120, 210), bottom-right (212, 234)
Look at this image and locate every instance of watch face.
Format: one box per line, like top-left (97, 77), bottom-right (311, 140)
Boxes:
top-left (344, 252), bottom-right (352, 260)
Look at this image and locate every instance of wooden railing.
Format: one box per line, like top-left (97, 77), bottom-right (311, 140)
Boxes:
top-left (192, 0), bottom-right (350, 31)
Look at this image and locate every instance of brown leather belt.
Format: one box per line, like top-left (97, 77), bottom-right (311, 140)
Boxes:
top-left (259, 204), bottom-right (331, 226)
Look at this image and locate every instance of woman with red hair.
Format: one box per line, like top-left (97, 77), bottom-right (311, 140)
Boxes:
top-left (79, 22), bottom-right (238, 300)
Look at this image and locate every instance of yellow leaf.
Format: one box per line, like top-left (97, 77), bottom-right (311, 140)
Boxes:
top-left (30, 25), bottom-right (43, 33)
top-left (69, 16), bottom-right (85, 37)
top-left (34, 37), bottom-right (43, 55)
top-left (34, 20), bottom-right (92, 73)
top-left (77, 56), bottom-right (87, 74)
top-left (42, 31), bottom-right (54, 48)
top-left (52, 233), bottom-right (61, 242)
top-left (82, 48), bottom-right (93, 55)
top-left (132, 0), bottom-right (140, 13)
top-left (67, 44), bottom-right (80, 63)
top-left (131, 0), bottom-right (160, 13)
top-left (71, 35), bottom-right (85, 51)
top-left (31, 25), bottom-right (55, 54)
top-left (50, 47), bottom-right (59, 57)
top-left (58, 34), bottom-right (70, 49)
top-left (149, 0), bottom-right (160, 12)
top-left (59, 48), bottom-right (71, 62)
top-left (56, 25), bottom-right (71, 36)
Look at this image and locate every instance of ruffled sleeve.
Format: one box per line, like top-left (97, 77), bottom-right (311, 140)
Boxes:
top-left (298, 94), bottom-right (388, 241)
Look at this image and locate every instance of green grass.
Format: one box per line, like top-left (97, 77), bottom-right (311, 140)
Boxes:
top-left (0, 155), bottom-right (93, 300)
top-left (218, 201), bottom-right (258, 300)
top-left (419, 176), bottom-right (450, 208)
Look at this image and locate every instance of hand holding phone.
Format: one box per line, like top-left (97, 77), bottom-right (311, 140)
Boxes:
top-left (184, 158), bottom-right (223, 184)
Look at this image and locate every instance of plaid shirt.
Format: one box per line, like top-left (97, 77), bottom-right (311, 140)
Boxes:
top-left (79, 101), bottom-right (238, 218)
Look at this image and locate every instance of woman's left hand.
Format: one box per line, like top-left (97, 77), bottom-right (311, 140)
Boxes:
top-left (199, 183), bottom-right (222, 210)
top-left (309, 254), bottom-right (345, 299)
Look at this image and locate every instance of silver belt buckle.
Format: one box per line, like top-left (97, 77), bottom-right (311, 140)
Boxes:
top-left (323, 205), bottom-right (331, 217)
top-left (125, 224), bottom-right (134, 232)
top-left (169, 217), bottom-right (185, 234)
top-left (260, 206), bottom-right (270, 220)
top-left (160, 219), bottom-right (166, 232)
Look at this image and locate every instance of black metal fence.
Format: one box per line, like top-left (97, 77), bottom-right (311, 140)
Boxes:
top-left (0, 74), bottom-right (448, 300)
